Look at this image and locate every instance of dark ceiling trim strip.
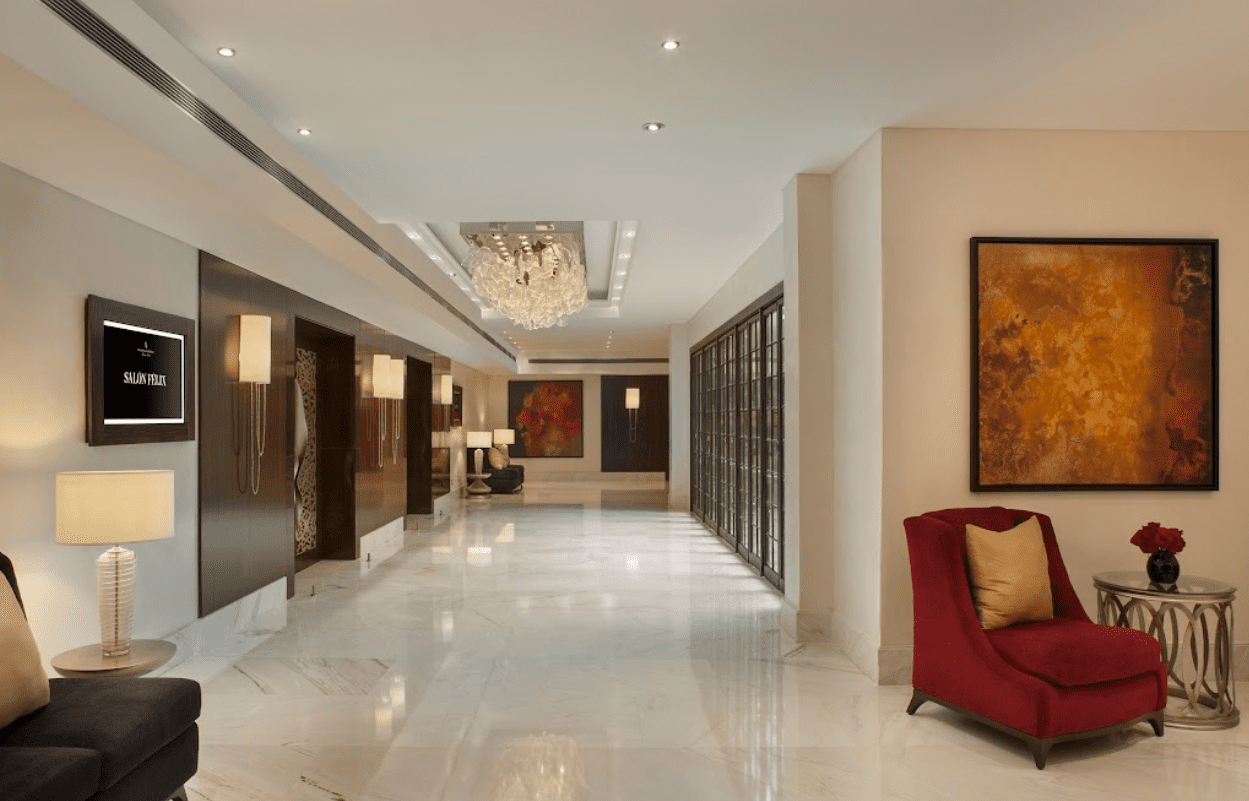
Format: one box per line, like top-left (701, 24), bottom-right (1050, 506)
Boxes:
top-left (528, 358), bottom-right (670, 364)
top-left (40, 0), bottom-right (513, 361)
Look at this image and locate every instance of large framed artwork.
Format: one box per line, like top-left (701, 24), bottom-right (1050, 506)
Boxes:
top-left (86, 295), bottom-right (196, 446)
top-left (972, 238), bottom-right (1217, 491)
top-left (508, 380), bottom-right (584, 457)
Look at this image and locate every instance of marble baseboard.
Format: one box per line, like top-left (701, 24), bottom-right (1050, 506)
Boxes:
top-left (781, 604), bottom-right (833, 644)
top-left (863, 642), bottom-right (1249, 686)
top-left (830, 613), bottom-right (879, 683)
top-left (156, 577), bottom-right (286, 682)
top-left (359, 517), bottom-right (404, 576)
top-left (877, 646), bottom-right (912, 685)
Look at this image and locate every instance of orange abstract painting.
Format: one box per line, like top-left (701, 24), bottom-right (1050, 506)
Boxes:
top-left (973, 239), bottom-right (1216, 490)
top-left (508, 380), bottom-right (584, 458)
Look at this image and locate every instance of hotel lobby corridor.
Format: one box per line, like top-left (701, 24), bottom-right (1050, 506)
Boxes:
top-left (176, 482), bottom-right (1248, 800)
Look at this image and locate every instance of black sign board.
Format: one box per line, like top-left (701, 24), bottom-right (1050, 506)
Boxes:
top-left (87, 296), bottom-right (196, 445)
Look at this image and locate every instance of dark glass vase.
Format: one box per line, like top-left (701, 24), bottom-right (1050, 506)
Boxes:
top-left (1146, 548), bottom-right (1180, 585)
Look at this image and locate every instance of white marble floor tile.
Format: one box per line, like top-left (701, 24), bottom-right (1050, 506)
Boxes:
top-left (187, 482), bottom-right (1248, 800)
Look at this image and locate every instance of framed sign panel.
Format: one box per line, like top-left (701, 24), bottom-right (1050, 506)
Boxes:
top-left (971, 238), bottom-right (1216, 491)
top-left (86, 295), bottom-right (196, 445)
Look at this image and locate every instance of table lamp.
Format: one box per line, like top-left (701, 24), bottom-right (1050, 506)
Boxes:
top-left (493, 428), bottom-right (515, 460)
top-left (466, 431), bottom-right (493, 495)
top-left (55, 470), bottom-right (175, 657)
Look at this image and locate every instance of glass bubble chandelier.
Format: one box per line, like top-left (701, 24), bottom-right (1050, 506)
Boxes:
top-left (466, 232), bottom-right (588, 330)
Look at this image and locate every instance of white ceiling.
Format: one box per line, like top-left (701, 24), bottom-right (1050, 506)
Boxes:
top-left (6, 0), bottom-right (1249, 365)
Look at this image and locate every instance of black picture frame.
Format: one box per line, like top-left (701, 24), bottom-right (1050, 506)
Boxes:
top-left (971, 237), bottom-right (1217, 491)
top-left (451, 384), bottom-right (463, 428)
top-left (86, 295), bottom-right (196, 446)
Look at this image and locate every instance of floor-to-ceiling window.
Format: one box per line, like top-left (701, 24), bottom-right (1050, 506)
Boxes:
top-left (690, 286), bottom-right (784, 591)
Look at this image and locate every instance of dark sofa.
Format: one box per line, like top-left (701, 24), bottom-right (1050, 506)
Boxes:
top-left (467, 448), bottom-right (525, 493)
top-left (0, 553), bottom-right (201, 801)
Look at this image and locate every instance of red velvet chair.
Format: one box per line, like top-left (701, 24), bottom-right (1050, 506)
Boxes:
top-left (903, 507), bottom-right (1166, 768)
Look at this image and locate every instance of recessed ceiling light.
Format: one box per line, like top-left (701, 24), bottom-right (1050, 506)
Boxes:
top-left (216, 46), bottom-right (236, 57)
top-left (624, 231), bottom-right (636, 237)
top-left (661, 40), bottom-right (680, 51)
top-left (432, 255), bottom-right (440, 261)
top-left (643, 122), bottom-right (664, 132)
top-left (296, 127), bottom-right (312, 136)
top-left (619, 254), bottom-right (630, 259)
top-left (617, 271), bottom-right (627, 276)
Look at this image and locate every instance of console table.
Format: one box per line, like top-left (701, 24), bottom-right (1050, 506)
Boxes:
top-left (1094, 571), bottom-right (1238, 729)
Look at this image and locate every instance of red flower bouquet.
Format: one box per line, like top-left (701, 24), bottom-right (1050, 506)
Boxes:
top-left (1130, 522), bottom-right (1185, 554)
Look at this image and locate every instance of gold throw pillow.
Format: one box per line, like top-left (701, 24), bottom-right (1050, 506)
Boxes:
top-left (487, 447), bottom-right (509, 470)
top-left (964, 515), bottom-right (1054, 630)
top-left (0, 579), bottom-right (50, 728)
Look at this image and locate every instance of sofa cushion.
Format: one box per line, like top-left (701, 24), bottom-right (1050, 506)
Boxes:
top-left (0, 578), bottom-right (50, 728)
top-left (0, 746), bottom-right (101, 801)
top-left (987, 617), bottom-right (1162, 687)
top-left (965, 515), bottom-right (1054, 629)
top-left (488, 447), bottom-right (509, 469)
top-left (0, 677), bottom-right (200, 791)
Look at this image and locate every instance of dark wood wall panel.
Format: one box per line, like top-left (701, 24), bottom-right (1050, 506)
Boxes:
top-left (601, 375), bottom-right (670, 473)
top-left (407, 358), bottom-right (433, 515)
top-left (199, 253), bottom-right (435, 617)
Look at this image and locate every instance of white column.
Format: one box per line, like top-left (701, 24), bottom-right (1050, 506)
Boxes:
top-left (667, 324), bottom-right (691, 511)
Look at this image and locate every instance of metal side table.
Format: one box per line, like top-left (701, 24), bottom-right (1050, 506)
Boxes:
top-left (1095, 571), bottom-right (1238, 729)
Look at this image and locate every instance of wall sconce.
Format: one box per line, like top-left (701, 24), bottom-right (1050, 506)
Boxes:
top-left (433, 373), bottom-right (453, 405)
top-left (369, 354), bottom-right (393, 469)
top-left (388, 357), bottom-right (405, 464)
top-left (625, 387), bottom-right (640, 443)
top-left (235, 315), bottom-right (271, 494)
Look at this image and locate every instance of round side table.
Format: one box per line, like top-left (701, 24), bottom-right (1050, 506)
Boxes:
top-left (51, 639), bottom-right (177, 678)
top-left (1094, 571), bottom-right (1238, 730)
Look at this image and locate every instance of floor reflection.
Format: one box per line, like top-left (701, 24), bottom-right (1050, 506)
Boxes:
top-left (178, 480), bottom-right (1249, 800)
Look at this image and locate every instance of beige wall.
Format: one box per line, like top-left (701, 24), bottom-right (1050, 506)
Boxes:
top-left (0, 162), bottom-right (199, 670)
top-left (879, 128), bottom-right (1249, 656)
top-left (829, 135), bottom-right (884, 670)
top-left (687, 227), bottom-right (783, 347)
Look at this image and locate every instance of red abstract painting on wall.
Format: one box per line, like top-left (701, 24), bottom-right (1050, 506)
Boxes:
top-left (973, 238), bottom-right (1217, 491)
top-left (508, 380), bottom-right (584, 458)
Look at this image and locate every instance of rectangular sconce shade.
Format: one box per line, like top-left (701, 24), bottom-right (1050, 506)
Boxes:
top-left (466, 431), bottom-right (493, 449)
top-left (493, 429), bottom-right (515, 445)
top-left (371, 354), bottom-right (392, 399)
top-left (625, 388), bottom-right (641, 409)
top-left (238, 315), bottom-right (272, 384)
top-left (56, 471), bottom-right (175, 545)
top-left (435, 374), bottom-right (453, 404)
top-left (389, 359), bottom-right (405, 400)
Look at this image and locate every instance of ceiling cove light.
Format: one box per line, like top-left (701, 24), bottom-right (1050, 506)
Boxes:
top-left (642, 122), bottom-right (664, 132)
top-left (661, 40), bottom-right (680, 51)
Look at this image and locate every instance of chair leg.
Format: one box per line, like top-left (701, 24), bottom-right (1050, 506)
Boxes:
top-left (1149, 711), bottom-right (1165, 737)
top-left (1031, 738), bottom-right (1053, 770)
top-left (906, 689), bottom-right (927, 715)
top-left (169, 786), bottom-right (189, 801)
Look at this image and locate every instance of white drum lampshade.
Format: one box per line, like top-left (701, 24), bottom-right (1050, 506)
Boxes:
top-left (467, 431), bottom-right (493, 450)
top-left (55, 471), bottom-right (175, 657)
top-left (493, 429), bottom-right (515, 446)
top-left (238, 315), bottom-right (271, 384)
top-left (389, 359), bottom-right (406, 400)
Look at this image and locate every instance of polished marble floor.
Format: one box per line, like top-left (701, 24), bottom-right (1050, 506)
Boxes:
top-left (179, 482), bottom-right (1248, 800)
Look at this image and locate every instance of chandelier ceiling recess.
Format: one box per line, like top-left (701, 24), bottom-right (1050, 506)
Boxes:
top-left (463, 222), bottom-right (588, 330)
